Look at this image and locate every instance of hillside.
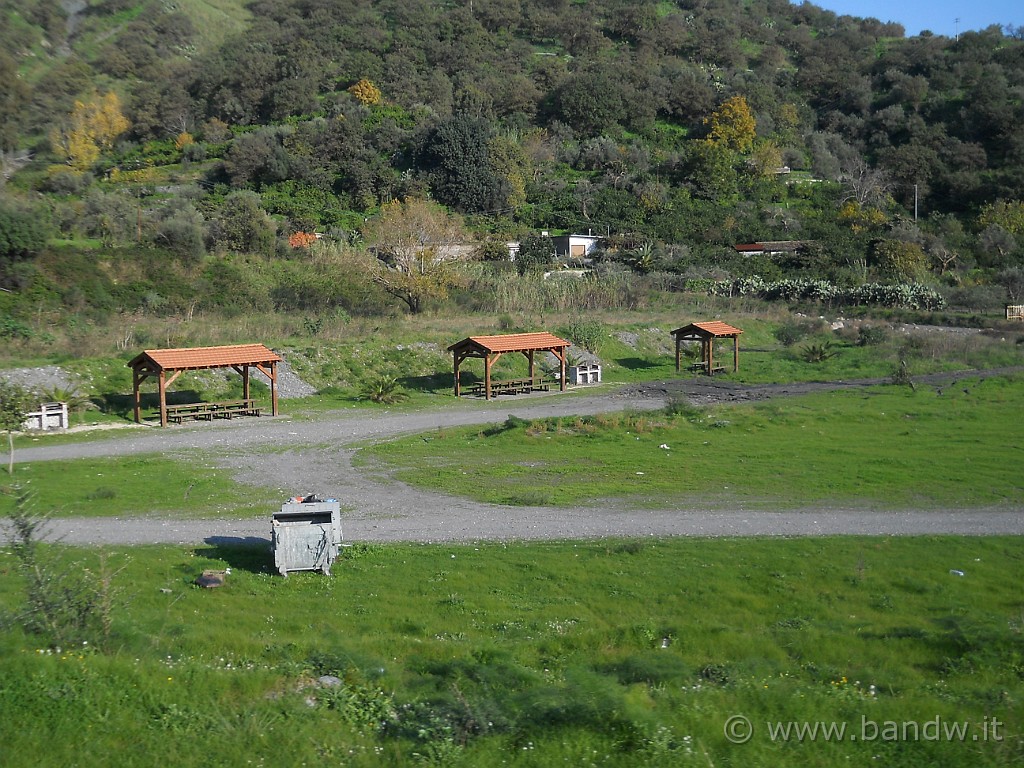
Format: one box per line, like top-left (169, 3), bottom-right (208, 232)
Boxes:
top-left (1, 0), bottom-right (1023, 348)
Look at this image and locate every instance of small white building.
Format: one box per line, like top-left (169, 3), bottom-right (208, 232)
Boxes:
top-left (552, 233), bottom-right (603, 264)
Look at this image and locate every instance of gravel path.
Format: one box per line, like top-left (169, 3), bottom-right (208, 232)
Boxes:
top-left (9, 368), bottom-right (1024, 546)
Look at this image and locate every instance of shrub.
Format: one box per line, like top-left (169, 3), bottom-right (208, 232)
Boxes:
top-left (359, 375), bottom-right (408, 404)
top-left (664, 394), bottom-right (702, 421)
top-left (857, 325), bottom-right (889, 346)
top-left (1, 494), bottom-right (122, 649)
top-left (288, 231), bottom-right (318, 249)
top-left (562, 317), bottom-right (605, 353)
top-left (801, 340), bottom-right (837, 363)
top-left (892, 359), bottom-right (916, 390)
top-left (0, 315), bottom-right (32, 340)
top-left (774, 319), bottom-right (816, 346)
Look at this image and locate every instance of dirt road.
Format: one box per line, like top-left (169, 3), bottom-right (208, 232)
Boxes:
top-left (11, 369), bottom-right (1024, 546)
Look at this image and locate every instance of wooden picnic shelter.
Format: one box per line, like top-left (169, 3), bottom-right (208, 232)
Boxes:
top-left (128, 344), bottom-right (282, 427)
top-left (671, 321), bottom-right (743, 374)
top-left (448, 333), bottom-right (570, 399)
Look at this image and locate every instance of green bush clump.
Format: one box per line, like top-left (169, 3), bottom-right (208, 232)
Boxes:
top-left (857, 324), bottom-right (889, 346)
top-left (562, 317), bottom-right (605, 353)
top-left (774, 319), bottom-right (818, 346)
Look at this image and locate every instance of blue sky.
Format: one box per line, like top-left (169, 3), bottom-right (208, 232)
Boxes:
top-left (797, 0), bottom-right (1020, 38)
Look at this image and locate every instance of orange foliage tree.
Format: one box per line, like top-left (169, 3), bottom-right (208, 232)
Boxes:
top-left (288, 231), bottom-right (318, 248)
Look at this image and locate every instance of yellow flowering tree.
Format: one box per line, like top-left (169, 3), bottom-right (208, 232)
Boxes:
top-left (348, 79), bottom-right (383, 106)
top-left (50, 91), bottom-right (130, 171)
top-left (704, 95), bottom-right (756, 154)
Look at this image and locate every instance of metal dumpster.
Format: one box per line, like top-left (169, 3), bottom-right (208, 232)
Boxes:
top-left (272, 496), bottom-right (342, 577)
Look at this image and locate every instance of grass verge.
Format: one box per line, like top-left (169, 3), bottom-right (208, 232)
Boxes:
top-left (0, 536), bottom-right (1020, 766)
top-left (0, 455), bottom-right (276, 518)
top-left (361, 375), bottom-right (1024, 509)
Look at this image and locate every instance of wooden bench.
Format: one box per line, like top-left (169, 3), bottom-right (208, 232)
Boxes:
top-left (687, 362), bottom-right (726, 375)
top-left (210, 399), bottom-right (261, 419)
top-left (165, 399), bottom-right (260, 423)
top-left (470, 376), bottom-right (550, 397)
top-left (166, 402), bottom-right (215, 423)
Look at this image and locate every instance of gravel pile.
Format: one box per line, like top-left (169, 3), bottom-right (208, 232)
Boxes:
top-left (0, 366), bottom-right (79, 394)
top-left (274, 355), bottom-right (317, 398)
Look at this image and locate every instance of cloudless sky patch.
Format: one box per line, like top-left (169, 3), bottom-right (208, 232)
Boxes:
top-left (793, 0), bottom-right (1019, 39)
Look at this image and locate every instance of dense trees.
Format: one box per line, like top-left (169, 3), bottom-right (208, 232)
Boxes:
top-left (0, 197), bottom-right (52, 288)
top-left (1, 0), bottom-right (1022, 303)
top-left (417, 116), bottom-right (506, 213)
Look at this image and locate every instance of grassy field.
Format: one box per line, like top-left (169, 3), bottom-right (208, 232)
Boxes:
top-left (4, 307), bottom-right (1022, 430)
top-left (361, 374), bottom-right (1024, 510)
top-left (1, 308), bottom-right (1022, 766)
top-left (0, 454), bottom-right (277, 519)
top-left (0, 536), bottom-right (1021, 766)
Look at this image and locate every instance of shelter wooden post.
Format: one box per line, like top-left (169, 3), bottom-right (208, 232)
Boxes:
top-left (158, 370), bottom-right (168, 427)
top-left (252, 360), bottom-right (279, 416)
top-left (132, 367), bottom-right (143, 423)
top-left (271, 363), bottom-right (278, 415)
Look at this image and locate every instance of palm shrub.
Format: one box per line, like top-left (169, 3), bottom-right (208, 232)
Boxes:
top-left (801, 340), bottom-right (837, 363)
top-left (359, 375), bottom-right (409, 404)
top-left (38, 385), bottom-right (97, 414)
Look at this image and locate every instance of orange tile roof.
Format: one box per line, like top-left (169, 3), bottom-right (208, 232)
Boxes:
top-left (671, 321), bottom-right (743, 338)
top-left (128, 344), bottom-right (282, 372)
top-left (448, 332), bottom-right (570, 354)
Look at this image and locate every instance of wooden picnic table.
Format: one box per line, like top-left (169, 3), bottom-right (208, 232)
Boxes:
top-left (687, 362), bottom-right (726, 375)
top-left (165, 399), bottom-right (261, 423)
top-left (470, 376), bottom-right (550, 397)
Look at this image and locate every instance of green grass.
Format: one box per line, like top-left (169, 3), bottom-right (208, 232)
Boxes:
top-left (0, 454), bottom-right (276, 518)
top-left (0, 536), bottom-right (1021, 766)
top-left (361, 375), bottom-right (1024, 509)
top-left (3, 304), bottom-right (1020, 416)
